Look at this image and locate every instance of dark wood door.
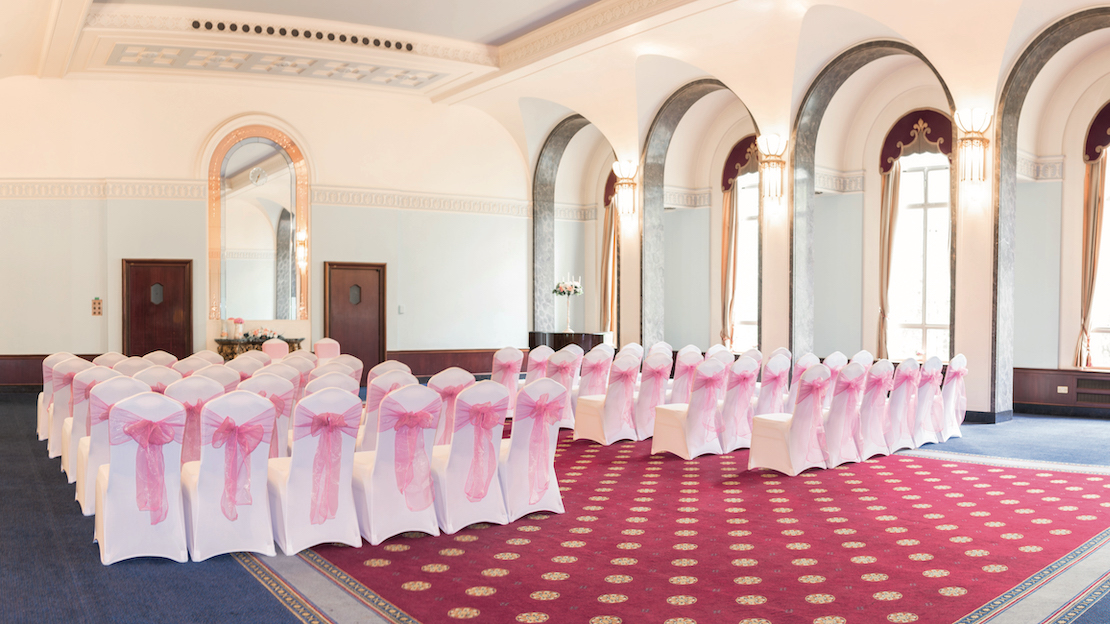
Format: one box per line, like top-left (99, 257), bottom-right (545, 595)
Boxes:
top-left (123, 259), bottom-right (192, 358)
top-left (325, 262), bottom-right (386, 379)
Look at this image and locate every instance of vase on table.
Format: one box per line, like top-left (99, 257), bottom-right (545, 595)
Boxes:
top-left (234, 323), bottom-right (244, 339)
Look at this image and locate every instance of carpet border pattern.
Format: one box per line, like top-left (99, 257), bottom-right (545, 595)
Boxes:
top-left (233, 552), bottom-right (335, 624)
top-left (1043, 568), bottom-right (1110, 623)
top-left (298, 549), bottom-right (418, 624)
top-left (898, 449), bottom-right (1110, 474)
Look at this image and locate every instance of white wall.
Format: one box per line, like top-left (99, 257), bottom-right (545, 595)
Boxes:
top-left (554, 219), bottom-right (587, 332)
top-left (813, 192), bottom-right (864, 357)
top-left (664, 207), bottom-right (711, 350)
top-left (1014, 181), bottom-right (1063, 369)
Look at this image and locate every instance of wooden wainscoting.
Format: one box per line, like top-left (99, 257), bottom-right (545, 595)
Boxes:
top-left (386, 349), bottom-right (530, 378)
top-left (0, 354), bottom-right (96, 388)
top-left (1014, 367), bottom-right (1110, 416)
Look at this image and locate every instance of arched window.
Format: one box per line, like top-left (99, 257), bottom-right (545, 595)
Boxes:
top-left (721, 135), bottom-right (760, 350)
top-left (1079, 101), bottom-right (1110, 366)
top-left (879, 110), bottom-right (953, 361)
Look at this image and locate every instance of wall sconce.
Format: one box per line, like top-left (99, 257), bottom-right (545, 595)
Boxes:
top-left (756, 134), bottom-right (787, 202)
top-left (612, 161), bottom-right (638, 218)
top-left (295, 229), bottom-right (307, 270)
top-left (955, 108), bottom-right (991, 183)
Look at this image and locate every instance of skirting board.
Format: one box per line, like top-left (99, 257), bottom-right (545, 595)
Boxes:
top-left (965, 409), bottom-right (1013, 424)
top-left (1014, 403), bottom-right (1110, 420)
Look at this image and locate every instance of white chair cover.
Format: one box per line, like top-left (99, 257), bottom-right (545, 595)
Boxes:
top-left (305, 372), bottom-right (359, 396)
top-left (113, 356), bottom-right (153, 377)
top-left (76, 376), bottom-right (150, 515)
top-left (749, 364), bottom-right (830, 476)
top-left (706, 344), bottom-right (731, 359)
top-left (133, 365), bottom-right (183, 394)
top-left (280, 356), bottom-right (315, 401)
top-left (267, 387), bottom-right (362, 554)
top-left (653, 359), bottom-right (727, 460)
top-left (313, 338), bottom-right (341, 363)
top-left (172, 356), bottom-right (210, 378)
top-left (238, 373), bottom-right (296, 459)
top-left (285, 350), bottom-right (318, 364)
top-left (332, 354), bottom-right (364, 384)
top-left (885, 358), bottom-right (920, 453)
top-left (241, 350), bottom-right (272, 365)
top-left (709, 349), bottom-right (736, 367)
top-left (262, 338), bottom-right (290, 360)
top-left (227, 356), bottom-right (264, 381)
top-left (650, 341), bottom-right (673, 355)
top-left (677, 344), bottom-right (702, 358)
top-left (574, 355), bottom-right (638, 446)
top-left (499, 379), bottom-right (566, 522)
top-left (940, 354), bottom-right (968, 442)
top-left (633, 352), bottom-right (672, 440)
top-left (544, 350), bottom-right (579, 429)
top-left (352, 384), bottom-right (442, 545)
top-left (49, 356), bottom-right (94, 459)
top-left (668, 350), bottom-right (703, 404)
top-left (857, 359), bottom-right (894, 460)
top-left (358, 370), bottom-right (419, 452)
top-left (769, 347), bottom-right (792, 363)
top-left (39, 352), bottom-right (75, 441)
top-left (592, 343), bottom-right (617, 358)
top-left (755, 353), bottom-right (791, 416)
top-left (558, 344), bottom-right (585, 395)
top-left (143, 350), bottom-right (178, 367)
top-left (196, 364), bottom-right (240, 394)
top-left (366, 359), bottom-right (411, 384)
top-left (822, 351), bottom-right (848, 410)
top-left (430, 381), bottom-right (510, 533)
top-left (616, 344), bottom-right (643, 368)
top-left (94, 392), bottom-right (188, 564)
top-left (741, 349), bottom-right (762, 367)
top-left (256, 362), bottom-right (301, 388)
top-left (491, 347), bottom-right (524, 410)
top-left (850, 350), bottom-right (874, 375)
top-left (523, 345), bottom-right (554, 386)
top-left (720, 356), bottom-right (759, 453)
top-left (824, 362), bottom-right (865, 468)
top-left (576, 349), bottom-right (613, 405)
top-left (309, 362), bottom-right (354, 381)
top-left (165, 375), bottom-right (227, 465)
top-left (429, 367), bottom-right (477, 446)
top-left (93, 352), bottom-right (127, 368)
top-left (785, 353), bottom-right (820, 414)
top-left (193, 350), bottom-right (224, 365)
top-left (63, 366), bottom-right (121, 483)
top-left (182, 391), bottom-right (276, 561)
top-left (911, 357), bottom-right (945, 448)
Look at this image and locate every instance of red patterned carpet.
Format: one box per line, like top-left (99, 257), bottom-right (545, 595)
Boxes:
top-left (311, 431), bottom-right (1110, 624)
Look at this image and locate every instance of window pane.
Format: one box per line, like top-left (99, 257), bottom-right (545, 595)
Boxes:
top-left (1090, 332), bottom-right (1110, 367)
top-left (732, 324), bottom-right (758, 353)
top-left (890, 208), bottom-right (924, 324)
top-left (927, 168), bottom-right (949, 204)
top-left (733, 219), bottom-right (759, 323)
top-left (926, 328), bottom-right (949, 361)
top-left (1091, 206), bottom-right (1110, 329)
top-left (901, 170), bottom-right (925, 205)
top-left (925, 206), bottom-right (951, 325)
top-left (888, 327), bottom-right (923, 361)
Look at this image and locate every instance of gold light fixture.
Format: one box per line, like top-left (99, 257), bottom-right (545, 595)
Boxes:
top-left (296, 229), bottom-right (308, 270)
top-left (612, 161), bottom-right (638, 218)
top-left (756, 134), bottom-right (786, 202)
top-left (955, 108), bottom-right (991, 183)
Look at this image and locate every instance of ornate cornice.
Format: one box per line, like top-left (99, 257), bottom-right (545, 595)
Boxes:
top-left (814, 168), bottom-right (865, 194)
top-left (0, 179), bottom-right (205, 200)
top-left (312, 186), bottom-right (529, 217)
top-left (554, 204), bottom-right (597, 221)
top-left (1016, 151), bottom-right (1064, 181)
top-left (663, 186), bottom-right (711, 209)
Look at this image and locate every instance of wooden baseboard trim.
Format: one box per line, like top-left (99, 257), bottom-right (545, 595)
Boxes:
top-left (385, 349), bottom-right (529, 378)
top-left (0, 354), bottom-right (96, 387)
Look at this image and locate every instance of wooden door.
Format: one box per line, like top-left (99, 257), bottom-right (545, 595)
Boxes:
top-left (123, 259), bottom-right (192, 358)
top-left (324, 262), bottom-right (386, 378)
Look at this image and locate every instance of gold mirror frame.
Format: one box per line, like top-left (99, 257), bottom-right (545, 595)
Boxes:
top-left (207, 125), bottom-right (310, 321)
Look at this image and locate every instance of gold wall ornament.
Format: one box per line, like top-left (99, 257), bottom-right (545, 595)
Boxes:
top-left (207, 124), bottom-right (310, 320)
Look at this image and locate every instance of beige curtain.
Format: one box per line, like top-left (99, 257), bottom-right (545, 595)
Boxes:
top-left (1075, 155), bottom-right (1108, 367)
top-left (720, 187), bottom-right (738, 346)
top-left (600, 199), bottom-right (618, 334)
top-left (877, 161), bottom-right (901, 360)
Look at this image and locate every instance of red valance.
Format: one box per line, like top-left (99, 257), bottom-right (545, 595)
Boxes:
top-left (879, 109), bottom-right (953, 173)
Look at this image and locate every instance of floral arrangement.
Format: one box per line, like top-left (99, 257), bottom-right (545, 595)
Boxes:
top-left (553, 278), bottom-right (583, 297)
top-left (250, 327), bottom-right (284, 340)
top-left (231, 317), bottom-right (244, 325)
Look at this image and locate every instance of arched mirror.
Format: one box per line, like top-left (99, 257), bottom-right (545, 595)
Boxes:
top-left (207, 125), bottom-right (309, 321)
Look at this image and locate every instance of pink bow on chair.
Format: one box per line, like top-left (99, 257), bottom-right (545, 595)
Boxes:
top-left (527, 357), bottom-right (548, 375)
top-left (88, 393), bottom-right (117, 437)
top-left (237, 370), bottom-right (252, 382)
top-left (149, 382), bottom-right (169, 394)
top-left (108, 407), bottom-right (186, 525)
top-left (726, 368), bottom-right (758, 431)
top-left (455, 396), bottom-right (509, 502)
top-left (548, 360), bottom-right (576, 383)
top-left (515, 392), bottom-right (564, 504)
top-left (367, 382), bottom-right (402, 414)
top-left (917, 369), bottom-right (944, 433)
top-left (581, 359), bottom-right (611, 395)
top-left (641, 363), bottom-right (671, 407)
top-left (379, 397), bottom-right (440, 512)
top-left (433, 383), bottom-right (472, 446)
top-left (692, 369), bottom-right (728, 433)
top-left (832, 373), bottom-right (865, 459)
top-left (72, 377), bottom-right (100, 416)
top-left (181, 399), bottom-right (209, 464)
top-left (492, 358), bottom-right (522, 386)
top-left (945, 366), bottom-right (968, 425)
top-left (204, 411), bottom-right (273, 521)
top-left (258, 389), bottom-right (292, 458)
top-left (795, 376), bottom-right (830, 465)
top-left (609, 366), bottom-right (639, 428)
top-left (293, 403), bottom-right (360, 524)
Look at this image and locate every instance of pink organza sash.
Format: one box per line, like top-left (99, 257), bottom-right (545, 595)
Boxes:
top-left (526, 356), bottom-right (548, 376)
top-left (454, 395), bottom-right (509, 502)
top-left (72, 378), bottom-right (101, 423)
top-left (378, 397), bottom-right (440, 512)
top-left (58, 371), bottom-right (79, 418)
top-left (108, 407), bottom-right (186, 525)
top-left (237, 370), bottom-right (252, 382)
top-left (864, 372), bottom-right (894, 434)
top-left (149, 382), bottom-right (169, 394)
top-left (890, 367), bottom-right (919, 435)
top-left (515, 391), bottom-right (564, 504)
top-left (548, 360), bottom-right (575, 383)
top-left (795, 377), bottom-right (830, 465)
top-left (203, 410), bottom-right (273, 521)
top-left (945, 366), bottom-right (968, 425)
top-left (367, 382), bottom-right (402, 415)
top-left (791, 362), bottom-right (813, 387)
top-left (691, 369), bottom-right (727, 434)
top-left (832, 373), bottom-right (865, 459)
top-left (581, 359), bottom-right (611, 396)
top-left (180, 399), bottom-right (211, 464)
top-left (293, 403), bottom-right (360, 524)
top-left (609, 366), bottom-right (639, 428)
top-left (892, 367), bottom-right (919, 392)
top-left (641, 363), bottom-right (670, 407)
top-left (673, 360), bottom-right (697, 384)
top-left (433, 383), bottom-right (471, 446)
top-left (88, 393), bottom-right (116, 437)
top-left (760, 367), bottom-right (789, 411)
top-left (918, 369), bottom-right (944, 433)
top-left (492, 358), bottom-right (522, 386)
top-left (258, 388), bottom-right (293, 459)
top-left (726, 368), bottom-right (757, 432)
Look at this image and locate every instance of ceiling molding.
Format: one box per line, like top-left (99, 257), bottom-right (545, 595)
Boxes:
top-left (663, 186), bottom-right (711, 209)
top-left (814, 168), bottom-right (865, 194)
top-left (312, 185), bottom-right (529, 217)
top-left (0, 179), bottom-right (205, 200)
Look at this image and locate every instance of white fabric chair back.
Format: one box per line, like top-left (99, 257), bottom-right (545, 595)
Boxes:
top-left (668, 350), bottom-right (703, 404)
top-left (785, 353), bottom-right (820, 414)
top-left (172, 356), bottom-right (210, 378)
top-left (741, 349), bottom-right (762, 366)
top-left (285, 350), bottom-right (318, 364)
top-left (684, 359), bottom-right (728, 450)
top-left (649, 341), bottom-right (673, 356)
top-left (501, 378), bottom-right (566, 521)
top-left (769, 347), bottom-right (791, 364)
top-left (491, 347), bottom-right (524, 401)
top-left (332, 354), bottom-right (364, 383)
top-left (143, 350), bottom-right (178, 367)
top-left (310, 362), bottom-right (354, 381)
top-left (227, 356), bottom-right (264, 380)
top-left (305, 372), bottom-right (359, 395)
top-left (238, 373), bottom-right (296, 459)
top-left (677, 344), bottom-right (702, 359)
top-left (706, 344), bottom-right (730, 359)
top-left (280, 356), bottom-right (315, 400)
top-left (850, 350), bottom-right (874, 374)
top-left (544, 350), bottom-right (579, 427)
top-left (195, 364), bottom-right (240, 393)
top-left (524, 345), bottom-right (554, 385)
top-left (48, 357), bottom-right (94, 457)
top-left (429, 367), bottom-right (477, 446)
top-left (941, 353), bottom-right (968, 442)
top-left (38, 352), bottom-right (75, 440)
top-left (822, 351), bottom-right (849, 410)
top-left (787, 364), bottom-right (831, 472)
top-left (755, 353), bottom-right (791, 415)
top-left (241, 350), bottom-right (271, 365)
top-left (858, 359), bottom-right (894, 459)
top-left (74, 376), bottom-right (147, 515)
top-left (256, 362), bottom-right (301, 387)
top-left (165, 375), bottom-right (226, 465)
top-left (134, 365), bottom-right (183, 394)
top-left (193, 350), bottom-right (225, 365)
top-left (912, 356), bottom-right (945, 447)
top-left (113, 356), bottom-right (153, 377)
top-left (633, 352), bottom-right (672, 440)
top-left (825, 362), bottom-right (865, 467)
top-left (598, 356), bottom-right (639, 443)
top-left (92, 352), bottom-right (126, 368)
top-left (885, 358), bottom-right (920, 453)
top-left (720, 356), bottom-right (759, 452)
top-left (361, 370), bottom-right (419, 451)
top-left (709, 349), bottom-right (735, 367)
top-left (313, 338), bottom-right (341, 362)
top-left (578, 349), bottom-right (613, 399)
top-left (616, 347), bottom-right (643, 368)
top-left (366, 359), bottom-right (411, 384)
top-left (72, 366), bottom-right (123, 450)
top-left (591, 343), bottom-right (616, 358)
top-left (262, 338), bottom-right (290, 360)
top-left (558, 344), bottom-right (585, 388)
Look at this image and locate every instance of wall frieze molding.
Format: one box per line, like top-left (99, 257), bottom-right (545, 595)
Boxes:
top-left (312, 186), bottom-right (529, 217)
top-left (663, 186), bottom-right (711, 209)
top-left (1017, 151), bottom-right (1064, 181)
top-left (814, 168), bottom-right (865, 194)
top-left (0, 179), bottom-right (205, 200)
top-left (554, 204), bottom-right (597, 221)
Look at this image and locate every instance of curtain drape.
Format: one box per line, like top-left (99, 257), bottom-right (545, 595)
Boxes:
top-left (1075, 155), bottom-right (1107, 367)
top-left (720, 187), bottom-right (738, 346)
top-left (877, 160), bottom-right (901, 360)
top-left (600, 199), bottom-right (618, 334)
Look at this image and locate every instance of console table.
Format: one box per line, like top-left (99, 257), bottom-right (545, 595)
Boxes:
top-left (528, 332), bottom-right (606, 352)
top-left (214, 337), bottom-right (304, 361)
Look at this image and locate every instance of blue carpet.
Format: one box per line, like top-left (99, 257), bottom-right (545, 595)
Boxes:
top-left (918, 413), bottom-right (1110, 466)
top-left (0, 395), bottom-right (300, 624)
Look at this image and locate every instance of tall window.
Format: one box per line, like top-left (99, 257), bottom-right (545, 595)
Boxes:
top-left (1087, 165), bottom-right (1110, 365)
top-left (730, 171), bottom-right (760, 351)
top-left (887, 151), bottom-right (950, 361)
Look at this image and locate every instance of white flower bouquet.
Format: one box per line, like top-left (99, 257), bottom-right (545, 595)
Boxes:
top-left (553, 279), bottom-right (583, 297)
